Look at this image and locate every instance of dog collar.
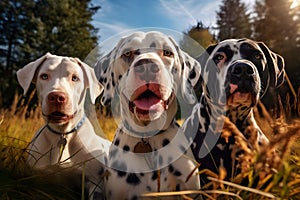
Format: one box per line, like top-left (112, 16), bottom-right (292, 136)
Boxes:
top-left (45, 115), bottom-right (86, 165)
top-left (123, 120), bottom-right (166, 138)
top-left (46, 115), bottom-right (86, 136)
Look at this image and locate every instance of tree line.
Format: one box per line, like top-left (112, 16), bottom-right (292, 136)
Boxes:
top-left (1, 0), bottom-right (299, 115)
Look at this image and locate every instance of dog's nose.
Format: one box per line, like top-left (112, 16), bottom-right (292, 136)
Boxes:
top-left (47, 92), bottom-right (67, 104)
top-left (230, 62), bottom-right (255, 78)
top-left (134, 59), bottom-right (159, 81)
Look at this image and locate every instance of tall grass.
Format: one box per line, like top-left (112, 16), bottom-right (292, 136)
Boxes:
top-left (0, 94), bottom-right (117, 199)
top-left (1, 92), bottom-right (300, 199)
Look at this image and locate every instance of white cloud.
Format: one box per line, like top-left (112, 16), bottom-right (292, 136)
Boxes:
top-left (159, 0), bottom-right (221, 31)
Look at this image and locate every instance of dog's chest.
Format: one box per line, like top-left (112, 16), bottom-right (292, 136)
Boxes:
top-left (106, 123), bottom-right (193, 199)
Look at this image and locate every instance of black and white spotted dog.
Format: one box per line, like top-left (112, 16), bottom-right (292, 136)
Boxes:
top-left (183, 38), bottom-right (285, 182)
top-left (94, 31), bottom-right (201, 199)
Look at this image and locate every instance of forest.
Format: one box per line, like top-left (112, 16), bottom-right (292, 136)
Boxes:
top-left (1, 0), bottom-right (300, 111)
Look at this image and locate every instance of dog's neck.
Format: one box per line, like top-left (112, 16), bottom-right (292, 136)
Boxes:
top-left (203, 94), bottom-right (254, 133)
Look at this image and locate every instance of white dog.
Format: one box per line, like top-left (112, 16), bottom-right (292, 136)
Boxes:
top-left (17, 53), bottom-right (111, 199)
top-left (94, 31), bottom-right (201, 199)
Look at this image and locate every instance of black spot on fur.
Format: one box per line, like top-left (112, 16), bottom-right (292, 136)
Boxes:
top-left (118, 171), bottom-right (127, 177)
top-left (126, 173), bottom-right (141, 185)
top-left (103, 77), bottom-right (107, 83)
top-left (114, 139), bottom-right (120, 146)
top-left (123, 145), bottom-right (130, 151)
top-left (189, 68), bottom-right (196, 79)
top-left (174, 170), bottom-right (182, 176)
top-left (112, 79), bottom-right (115, 87)
top-left (176, 184), bottom-right (180, 191)
top-left (152, 171), bottom-right (158, 180)
top-left (168, 165), bottom-right (174, 173)
top-left (162, 139), bottom-right (170, 147)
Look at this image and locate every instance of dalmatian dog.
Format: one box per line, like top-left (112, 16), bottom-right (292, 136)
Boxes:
top-left (94, 31), bottom-right (201, 199)
top-left (17, 53), bottom-right (111, 199)
top-left (183, 38), bottom-right (285, 183)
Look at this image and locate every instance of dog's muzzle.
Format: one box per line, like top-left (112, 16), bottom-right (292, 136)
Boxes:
top-left (226, 61), bottom-right (260, 104)
top-left (129, 83), bottom-right (172, 122)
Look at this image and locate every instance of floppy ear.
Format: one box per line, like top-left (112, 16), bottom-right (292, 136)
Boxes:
top-left (94, 38), bottom-right (125, 106)
top-left (168, 36), bottom-right (201, 104)
top-left (197, 43), bottom-right (217, 74)
top-left (75, 58), bottom-right (103, 104)
top-left (257, 42), bottom-right (285, 88)
top-left (194, 43), bottom-right (217, 94)
top-left (17, 52), bottom-right (52, 95)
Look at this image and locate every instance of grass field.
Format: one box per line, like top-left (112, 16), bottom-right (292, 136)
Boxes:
top-left (1, 94), bottom-right (300, 199)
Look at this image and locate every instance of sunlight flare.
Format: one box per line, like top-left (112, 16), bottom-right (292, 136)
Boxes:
top-left (291, 0), bottom-right (300, 9)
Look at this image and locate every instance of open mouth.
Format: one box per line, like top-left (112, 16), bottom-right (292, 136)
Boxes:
top-left (129, 84), bottom-right (171, 121)
top-left (47, 111), bottom-right (75, 123)
top-left (231, 92), bottom-right (251, 102)
top-left (227, 83), bottom-right (256, 105)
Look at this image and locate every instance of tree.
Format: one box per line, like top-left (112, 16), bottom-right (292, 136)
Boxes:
top-left (180, 22), bottom-right (216, 58)
top-left (0, 0), bottom-right (100, 108)
top-left (19, 0), bottom-right (100, 61)
top-left (253, 0), bottom-right (300, 115)
top-left (253, 0), bottom-right (300, 83)
top-left (216, 0), bottom-right (252, 40)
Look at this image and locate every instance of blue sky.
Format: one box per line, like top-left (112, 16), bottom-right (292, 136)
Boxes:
top-left (91, 0), bottom-right (256, 43)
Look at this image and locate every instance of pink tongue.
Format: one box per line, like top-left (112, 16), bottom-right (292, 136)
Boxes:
top-left (133, 95), bottom-right (162, 110)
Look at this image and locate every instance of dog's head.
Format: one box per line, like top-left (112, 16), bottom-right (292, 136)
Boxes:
top-left (17, 53), bottom-right (102, 124)
top-left (95, 31), bottom-right (200, 133)
top-left (198, 38), bottom-right (285, 112)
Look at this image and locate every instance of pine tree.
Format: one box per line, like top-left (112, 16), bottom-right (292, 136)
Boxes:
top-left (253, 0), bottom-right (300, 87)
top-left (216, 0), bottom-right (252, 40)
top-left (0, 0), bottom-right (101, 108)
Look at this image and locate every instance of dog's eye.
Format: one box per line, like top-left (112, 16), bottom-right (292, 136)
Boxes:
top-left (122, 51), bottom-right (133, 58)
top-left (163, 50), bottom-right (173, 57)
top-left (254, 53), bottom-right (263, 60)
top-left (215, 54), bottom-right (225, 61)
top-left (72, 75), bottom-right (79, 82)
top-left (40, 73), bottom-right (48, 80)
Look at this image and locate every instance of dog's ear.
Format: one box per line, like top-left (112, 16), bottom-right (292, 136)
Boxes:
top-left (168, 36), bottom-right (201, 104)
top-left (75, 58), bottom-right (103, 104)
top-left (17, 52), bottom-right (51, 95)
top-left (257, 42), bottom-right (285, 88)
top-left (94, 38), bottom-right (126, 106)
top-left (197, 43), bottom-right (217, 73)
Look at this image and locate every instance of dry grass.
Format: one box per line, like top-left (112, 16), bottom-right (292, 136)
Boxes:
top-left (1, 93), bottom-right (300, 199)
